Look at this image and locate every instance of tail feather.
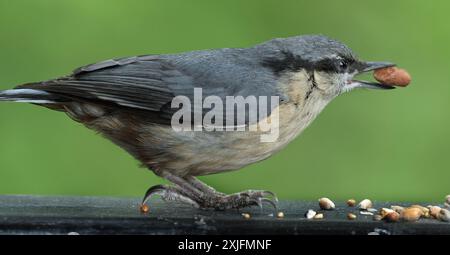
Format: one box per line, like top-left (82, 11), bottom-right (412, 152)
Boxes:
top-left (0, 89), bottom-right (60, 104)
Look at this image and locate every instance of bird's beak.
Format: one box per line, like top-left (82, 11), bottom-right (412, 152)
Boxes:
top-left (346, 61), bottom-right (396, 90)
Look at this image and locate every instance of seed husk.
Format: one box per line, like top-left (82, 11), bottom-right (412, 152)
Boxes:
top-left (314, 213), bottom-right (324, 220)
top-left (428, 206), bottom-right (442, 219)
top-left (401, 207), bottom-right (423, 222)
top-left (390, 205), bottom-right (405, 214)
top-left (358, 199), bottom-right (373, 210)
top-left (242, 213), bottom-right (251, 220)
top-left (305, 209), bottom-right (317, 219)
top-left (360, 211), bottom-right (374, 216)
top-left (318, 197), bottom-right (335, 210)
top-left (276, 211), bottom-right (285, 218)
top-left (439, 209), bottom-right (450, 222)
top-left (347, 199), bottom-right (356, 207)
top-left (140, 204), bottom-right (150, 213)
top-left (410, 205), bottom-right (430, 215)
top-left (347, 213), bottom-right (357, 220)
top-left (380, 208), bottom-right (395, 218)
top-left (385, 211), bottom-right (400, 222)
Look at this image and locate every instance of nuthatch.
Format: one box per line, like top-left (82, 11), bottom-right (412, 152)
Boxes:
top-left (0, 35), bottom-right (396, 210)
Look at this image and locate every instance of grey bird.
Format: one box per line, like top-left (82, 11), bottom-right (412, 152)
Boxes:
top-left (0, 35), bottom-right (396, 210)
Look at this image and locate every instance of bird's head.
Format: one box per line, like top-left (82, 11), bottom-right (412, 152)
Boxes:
top-left (259, 35), bottom-right (395, 100)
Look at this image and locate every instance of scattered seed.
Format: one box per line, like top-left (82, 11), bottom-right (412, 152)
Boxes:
top-left (385, 212), bottom-right (400, 222)
top-left (140, 204), bottom-right (149, 213)
top-left (390, 205), bottom-right (405, 214)
top-left (429, 206), bottom-right (442, 219)
top-left (410, 205), bottom-right (430, 216)
top-left (380, 208), bottom-right (394, 218)
top-left (242, 213), bottom-right (251, 220)
top-left (438, 209), bottom-right (450, 222)
top-left (347, 213), bottom-right (357, 220)
top-left (358, 199), bottom-right (373, 210)
top-left (347, 199), bottom-right (356, 207)
top-left (360, 211), bottom-right (374, 216)
top-left (401, 207), bottom-right (423, 222)
top-left (367, 208), bottom-right (378, 213)
top-left (305, 209), bottom-right (317, 219)
top-left (276, 211), bottom-right (285, 218)
top-left (318, 197), bottom-right (335, 210)
top-left (313, 213), bottom-right (324, 220)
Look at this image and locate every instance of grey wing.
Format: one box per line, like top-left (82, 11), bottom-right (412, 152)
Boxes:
top-left (18, 50), bottom-right (284, 125)
top-left (19, 55), bottom-right (182, 112)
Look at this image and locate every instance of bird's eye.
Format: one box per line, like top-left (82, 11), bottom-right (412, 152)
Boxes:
top-left (339, 60), bottom-right (348, 70)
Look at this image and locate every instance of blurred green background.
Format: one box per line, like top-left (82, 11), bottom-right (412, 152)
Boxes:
top-left (0, 0), bottom-right (448, 202)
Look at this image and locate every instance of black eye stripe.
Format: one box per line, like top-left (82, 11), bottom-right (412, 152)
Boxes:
top-left (314, 57), bottom-right (355, 73)
top-left (262, 51), bottom-right (357, 75)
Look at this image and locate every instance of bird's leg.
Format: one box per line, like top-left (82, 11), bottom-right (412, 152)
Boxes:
top-left (161, 172), bottom-right (206, 199)
top-left (142, 171), bottom-right (278, 210)
top-left (184, 176), bottom-right (225, 196)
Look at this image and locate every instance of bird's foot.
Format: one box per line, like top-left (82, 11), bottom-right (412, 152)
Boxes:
top-left (184, 176), bottom-right (278, 210)
top-left (202, 190), bottom-right (279, 210)
top-left (141, 185), bottom-right (278, 211)
top-left (141, 174), bottom-right (278, 211)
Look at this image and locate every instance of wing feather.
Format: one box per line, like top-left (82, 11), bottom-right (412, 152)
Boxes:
top-left (18, 49), bottom-right (284, 125)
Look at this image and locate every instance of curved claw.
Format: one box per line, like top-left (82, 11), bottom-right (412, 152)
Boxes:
top-left (142, 184), bottom-right (168, 205)
top-left (248, 197), bottom-right (278, 211)
top-left (260, 198), bottom-right (278, 210)
top-left (141, 184), bottom-right (200, 208)
top-left (262, 191), bottom-right (279, 203)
